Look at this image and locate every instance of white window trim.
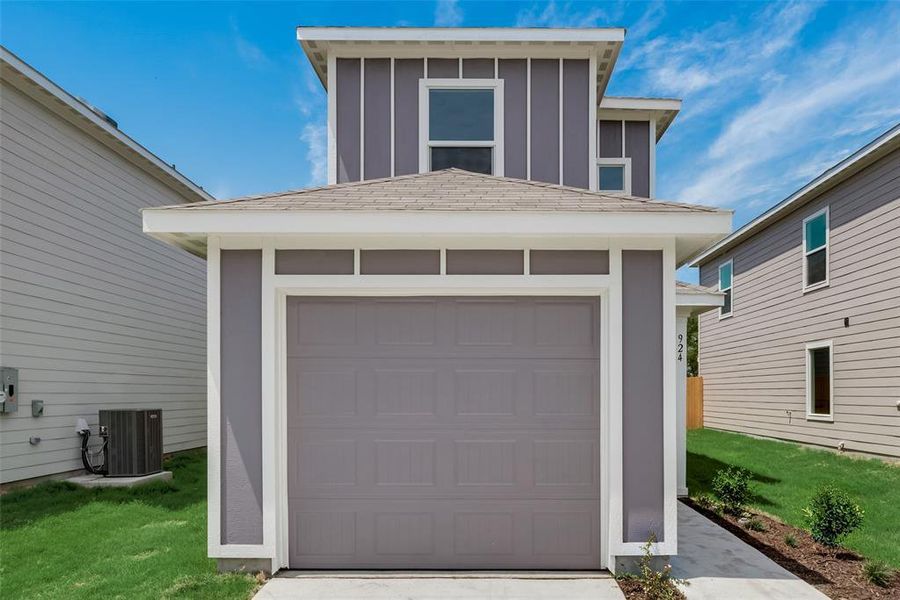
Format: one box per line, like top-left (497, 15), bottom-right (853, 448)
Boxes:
top-left (805, 340), bottom-right (834, 422)
top-left (596, 157), bottom-right (632, 195)
top-left (802, 206), bottom-right (830, 293)
top-left (718, 258), bottom-right (733, 320)
top-left (418, 78), bottom-right (504, 176)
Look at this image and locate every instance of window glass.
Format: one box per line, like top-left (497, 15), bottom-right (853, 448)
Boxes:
top-left (429, 89), bottom-right (494, 141)
top-left (722, 289), bottom-right (732, 315)
top-left (430, 147), bottom-right (492, 174)
top-left (805, 212), bottom-right (827, 251)
top-left (719, 262), bottom-right (732, 290)
top-left (809, 346), bottom-right (831, 415)
top-left (806, 249), bottom-right (827, 285)
top-left (598, 166), bottom-right (625, 191)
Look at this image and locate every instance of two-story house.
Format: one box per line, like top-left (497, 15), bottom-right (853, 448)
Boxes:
top-left (143, 27), bottom-right (731, 574)
top-left (691, 125), bottom-right (900, 459)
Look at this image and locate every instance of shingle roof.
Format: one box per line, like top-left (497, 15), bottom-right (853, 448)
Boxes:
top-left (676, 281), bottom-right (719, 295)
top-left (155, 169), bottom-right (724, 214)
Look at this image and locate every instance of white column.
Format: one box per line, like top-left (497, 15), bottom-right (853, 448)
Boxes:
top-left (676, 310), bottom-right (689, 497)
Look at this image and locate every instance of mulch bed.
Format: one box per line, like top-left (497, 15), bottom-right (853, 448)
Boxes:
top-left (683, 498), bottom-right (900, 599)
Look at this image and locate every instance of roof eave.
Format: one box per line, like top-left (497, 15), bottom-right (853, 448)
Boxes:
top-left (690, 123), bottom-right (900, 267)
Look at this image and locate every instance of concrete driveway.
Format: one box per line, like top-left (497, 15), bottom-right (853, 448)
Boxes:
top-left (253, 571), bottom-right (624, 600)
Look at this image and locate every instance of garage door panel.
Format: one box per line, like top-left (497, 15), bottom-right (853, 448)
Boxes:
top-left (287, 296), bottom-right (601, 569)
top-left (289, 499), bottom-right (600, 569)
top-left (288, 429), bottom-right (598, 499)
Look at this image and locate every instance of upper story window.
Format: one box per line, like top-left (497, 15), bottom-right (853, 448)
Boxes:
top-left (596, 157), bottom-right (631, 194)
top-left (718, 259), bottom-right (733, 318)
top-left (421, 79), bottom-right (503, 176)
top-left (803, 207), bottom-right (829, 291)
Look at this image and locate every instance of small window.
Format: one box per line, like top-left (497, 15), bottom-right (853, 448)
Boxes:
top-left (806, 341), bottom-right (833, 420)
top-left (423, 82), bottom-right (501, 175)
top-left (803, 208), bottom-right (829, 290)
top-left (718, 260), bottom-right (733, 318)
top-left (596, 158), bottom-right (631, 194)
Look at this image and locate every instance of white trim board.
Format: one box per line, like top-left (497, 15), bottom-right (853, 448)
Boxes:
top-left (298, 27), bottom-right (625, 44)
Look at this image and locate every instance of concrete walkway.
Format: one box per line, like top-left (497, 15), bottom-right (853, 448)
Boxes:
top-left (672, 502), bottom-right (828, 600)
top-left (253, 571), bottom-right (624, 600)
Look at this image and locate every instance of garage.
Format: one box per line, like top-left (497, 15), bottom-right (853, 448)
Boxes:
top-left (286, 296), bottom-right (601, 569)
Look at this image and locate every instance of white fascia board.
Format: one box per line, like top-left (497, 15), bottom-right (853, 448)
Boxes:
top-left (675, 291), bottom-right (725, 309)
top-left (297, 27), bottom-right (625, 44)
top-left (599, 97), bottom-right (682, 112)
top-left (144, 209), bottom-right (732, 240)
top-left (0, 47), bottom-right (213, 203)
top-left (690, 123), bottom-right (900, 267)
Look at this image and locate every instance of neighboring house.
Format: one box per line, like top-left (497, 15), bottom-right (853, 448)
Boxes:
top-left (143, 27), bottom-right (731, 573)
top-left (0, 47), bottom-right (211, 484)
top-left (691, 125), bottom-right (900, 459)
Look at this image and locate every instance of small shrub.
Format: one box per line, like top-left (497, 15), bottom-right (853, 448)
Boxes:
top-left (745, 518), bottom-right (766, 532)
top-left (694, 492), bottom-right (717, 510)
top-left (863, 560), bottom-right (893, 588)
top-left (712, 467), bottom-right (751, 515)
top-left (803, 485), bottom-right (864, 547)
top-left (783, 533), bottom-right (798, 548)
top-left (636, 534), bottom-right (685, 600)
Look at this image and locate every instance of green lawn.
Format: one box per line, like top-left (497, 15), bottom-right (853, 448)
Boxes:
top-left (0, 450), bottom-right (258, 599)
top-left (687, 428), bottom-right (900, 567)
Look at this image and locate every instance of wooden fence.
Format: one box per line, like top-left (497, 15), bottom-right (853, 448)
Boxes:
top-left (687, 376), bottom-right (704, 429)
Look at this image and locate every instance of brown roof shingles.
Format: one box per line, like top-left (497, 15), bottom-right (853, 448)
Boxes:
top-left (155, 169), bottom-right (726, 214)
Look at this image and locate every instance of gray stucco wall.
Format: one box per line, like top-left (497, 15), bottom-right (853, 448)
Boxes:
top-left (622, 250), bottom-right (664, 543)
top-left (336, 58), bottom-right (361, 183)
top-left (220, 250), bottom-right (263, 544)
top-left (337, 56), bottom-right (591, 188)
top-left (698, 147), bottom-right (900, 458)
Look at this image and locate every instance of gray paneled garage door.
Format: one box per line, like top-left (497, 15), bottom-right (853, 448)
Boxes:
top-left (286, 296), bottom-right (601, 569)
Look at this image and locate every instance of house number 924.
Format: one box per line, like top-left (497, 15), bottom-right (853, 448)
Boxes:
top-left (677, 333), bottom-right (684, 362)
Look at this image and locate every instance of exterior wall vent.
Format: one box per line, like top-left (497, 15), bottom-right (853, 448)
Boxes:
top-left (99, 409), bottom-right (163, 476)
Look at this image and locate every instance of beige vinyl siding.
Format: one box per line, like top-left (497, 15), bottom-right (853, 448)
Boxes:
top-left (0, 83), bottom-right (206, 483)
top-left (698, 148), bottom-right (900, 458)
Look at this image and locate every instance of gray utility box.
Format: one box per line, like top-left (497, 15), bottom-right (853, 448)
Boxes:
top-left (99, 409), bottom-right (163, 477)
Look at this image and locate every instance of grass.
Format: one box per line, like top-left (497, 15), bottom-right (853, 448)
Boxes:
top-left (0, 450), bottom-right (258, 600)
top-left (688, 428), bottom-right (900, 567)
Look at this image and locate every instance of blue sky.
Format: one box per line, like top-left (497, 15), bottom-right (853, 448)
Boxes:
top-left (3, 1), bottom-right (899, 278)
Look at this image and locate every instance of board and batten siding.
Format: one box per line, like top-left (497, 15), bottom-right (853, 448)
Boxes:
top-left (597, 119), bottom-right (651, 198)
top-left (0, 83), bottom-right (207, 483)
top-left (335, 57), bottom-right (590, 188)
top-left (698, 148), bottom-right (900, 458)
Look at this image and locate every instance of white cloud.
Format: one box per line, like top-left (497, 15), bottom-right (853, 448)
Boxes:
top-left (230, 18), bottom-right (269, 68)
top-left (301, 123), bottom-right (327, 186)
top-left (515, 1), bottom-right (611, 28)
top-left (434, 0), bottom-right (463, 27)
top-left (677, 15), bottom-right (900, 206)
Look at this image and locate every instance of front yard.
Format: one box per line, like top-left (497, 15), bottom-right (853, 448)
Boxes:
top-left (0, 450), bottom-right (258, 600)
top-left (687, 428), bottom-right (900, 567)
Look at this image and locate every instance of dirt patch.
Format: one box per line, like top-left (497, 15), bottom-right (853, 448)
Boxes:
top-left (616, 577), bottom-right (685, 600)
top-left (683, 499), bottom-right (900, 599)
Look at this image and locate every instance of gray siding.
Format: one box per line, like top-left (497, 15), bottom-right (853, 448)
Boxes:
top-left (529, 59), bottom-right (560, 184)
top-left (340, 56), bottom-right (589, 188)
top-left (622, 250), bottom-right (664, 542)
top-left (220, 250), bottom-right (263, 544)
top-left (336, 58), bottom-right (361, 183)
top-left (562, 60), bottom-right (589, 189)
top-left (499, 59), bottom-right (527, 180)
top-left (698, 148), bottom-right (900, 458)
top-left (393, 59), bottom-right (423, 176)
top-left (0, 83), bottom-right (206, 483)
top-left (625, 121), bottom-right (650, 198)
top-left (363, 58), bottom-right (391, 180)
top-left (598, 120), bottom-right (622, 158)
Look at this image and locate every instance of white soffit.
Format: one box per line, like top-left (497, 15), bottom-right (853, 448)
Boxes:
top-left (598, 96), bottom-right (682, 140)
top-left (297, 26), bottom-right (625, 98)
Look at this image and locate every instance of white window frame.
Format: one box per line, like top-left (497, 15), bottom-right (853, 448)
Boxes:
top-left (802, 206), bottom-right (829, 293)
top-left (596, 157), bottom-right (632, 195)
top-left (718, 258), bottom-right (733, 320)
top-left (805, 340), bottom-right (834, 422)
top-left (418, 78), bottom-right (504, 176)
